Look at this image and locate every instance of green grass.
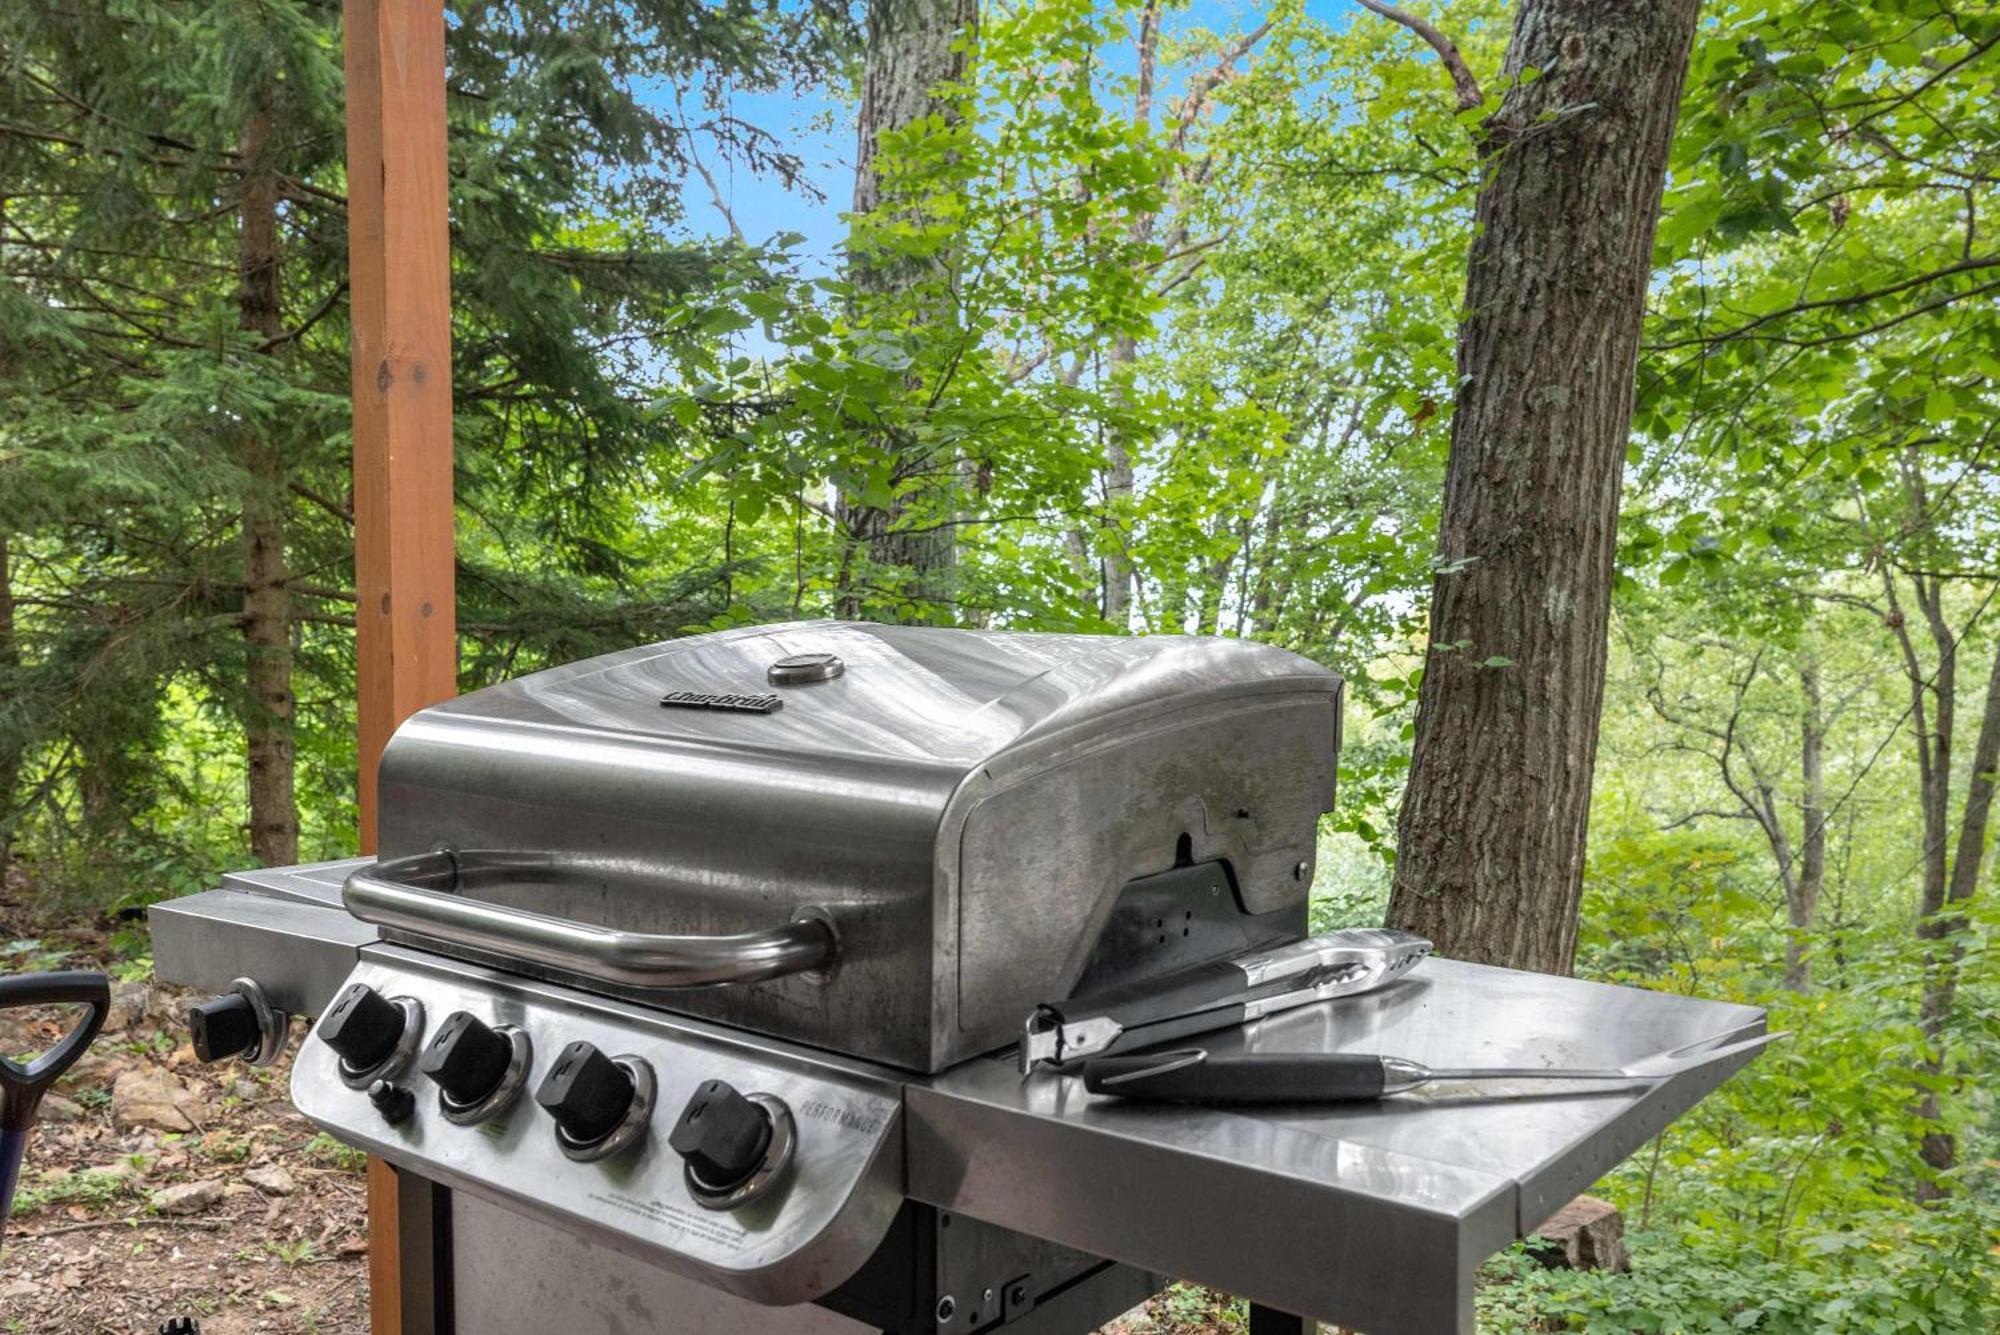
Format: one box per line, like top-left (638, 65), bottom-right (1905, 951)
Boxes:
top-left (302, 1132), bottom-right (367, 1173)
top-left (8, 1166), bottom-right (135, 1218)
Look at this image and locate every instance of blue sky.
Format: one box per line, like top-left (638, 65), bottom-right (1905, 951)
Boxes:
top-left (653, 0), bottom-right (1294, 270)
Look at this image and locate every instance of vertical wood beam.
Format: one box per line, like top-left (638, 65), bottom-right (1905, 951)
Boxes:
top-left (346, 3), bottom-right (454, 1332)
top-left (346, 0), bottom-right (456, 856)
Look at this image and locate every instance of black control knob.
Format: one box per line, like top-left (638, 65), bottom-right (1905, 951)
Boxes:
top-left (187, 993), bottom-right (261, 1064)
top-left (535, 1041), bottom-right (634, 1144)
top-left (368, 1079), bottom-right (415, 1125)
top-left (669, 1080), bottom-right (773, 1191)
top-left (419, 1011), bottom-right (514, 1106)
top-left (319, 983), bottom-right (407, 1071)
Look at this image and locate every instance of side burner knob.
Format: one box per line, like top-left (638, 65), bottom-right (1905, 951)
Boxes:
top-left (184, 978), bottom-right (288, 1067)
top-left (419, 1011), bottom-right (514, 1107)
top-left (535, 1040), bottom-right (636, 1146)
top-left (318, 983), bottom-right (408, 1071)
top-left (669, 1079), bottom-right (773, 1192)
top-left (187, 993), bottom-right (261, 1064)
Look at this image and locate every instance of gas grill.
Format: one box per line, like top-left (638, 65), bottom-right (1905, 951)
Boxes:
top-left (152, 621), bottom-right (1767, 1335)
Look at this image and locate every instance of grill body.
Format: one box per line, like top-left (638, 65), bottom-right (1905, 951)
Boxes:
top-left (149, 624), bottom-right (1771, 1335)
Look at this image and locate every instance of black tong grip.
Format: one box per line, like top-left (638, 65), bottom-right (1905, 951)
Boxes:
top-left (0, 972), bottom-right (112, 1130)
top-left (1082, 1050), bottom-right (1390, 1104)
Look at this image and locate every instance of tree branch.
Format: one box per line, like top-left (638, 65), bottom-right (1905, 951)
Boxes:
top-left (1352, 0), bottom-right (1484, 111)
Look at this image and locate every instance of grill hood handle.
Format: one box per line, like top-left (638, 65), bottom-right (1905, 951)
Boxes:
top-left (343, 853), bottom-right (837, 989)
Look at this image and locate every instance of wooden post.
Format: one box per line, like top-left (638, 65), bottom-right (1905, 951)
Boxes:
top-left (345, 2), bottom-right (455, 1332)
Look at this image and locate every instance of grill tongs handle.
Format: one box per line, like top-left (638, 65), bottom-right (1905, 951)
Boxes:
top-left (343, 852), bottom-right (837, 988)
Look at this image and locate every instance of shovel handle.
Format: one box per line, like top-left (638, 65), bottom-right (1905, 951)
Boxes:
top-left (0, 972), bottom-right (112, 1132)
top-left (0, 1126), bottom-right (25, 1233)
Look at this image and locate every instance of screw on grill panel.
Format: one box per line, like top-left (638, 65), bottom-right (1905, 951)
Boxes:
top-left (935, 1294), bottom-right (955, 1323)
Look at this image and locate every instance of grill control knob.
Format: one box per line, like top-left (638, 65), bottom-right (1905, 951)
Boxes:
top-left (318, 983), bottom-right (408, 1071)
top-left (669, 1079), bottom-right (773, 1192)
top-left (419, 1011), bottom-right (514, 1106)
top-left (187, 994), bottom-right (261, 1064)
top-left (368, 1079), bottom-right (415, 1126)
top-left (535, 1041), bottom-right (635, 1145)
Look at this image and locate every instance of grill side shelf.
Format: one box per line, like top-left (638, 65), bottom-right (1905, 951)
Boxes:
top-left (151, 881), bottom-right (379, 1019)
top-left (907, 957), bottom-right (1765, 1335)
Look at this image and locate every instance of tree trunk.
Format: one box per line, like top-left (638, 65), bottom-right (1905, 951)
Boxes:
top-left (1787, 658), bottom-right (1827, 992)
top-left (0, 529), bottom-right (17, 888)
top-left (1388, 0), bottom-right (1702, 973)
top-left (0, 187), bottom-right (17, 879)
top-left (1096, 2), bottom-right (1159, 629)
top-left (238, 97), bottom-right (298, 866)
top-left (838, 0), bottom-right (978, 623)
top-left (853, 0), bottom-right (977, 226)
top-left (0, 192), bottom-right (17, 886)
top-left (1915, 639), bottom-right (2000, 1189)
top-left (1873, 474), bottom-right (1999, 1197)
top-left (1100, 338), bottom-right (1138, 627)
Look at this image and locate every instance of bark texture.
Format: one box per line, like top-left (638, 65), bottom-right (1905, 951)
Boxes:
top-left (0, 518), bottom-right (16, 888)
top-left (1097, 1), bottom-right (1157, 627)
top-left (237, 98), bottom-right (298, 866)
top-left (0, 185), bottom-right (17, 884)
top-left (1788, 660), bottom-right (1828, 992)
top-left (839, 0), bottom-right (978, 622)
top-left (1100, 332), bottom-right (1138, 627)
top-left (853, 0), bottom-right (978, 224)
top-left (0, 192), bottom-right (17, 885)
top-left (1389, 0), bottom-right (1702, 973)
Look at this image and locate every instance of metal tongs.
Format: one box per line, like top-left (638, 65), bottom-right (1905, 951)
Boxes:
top-left (1020, 928), bottom-right (1432, 1075)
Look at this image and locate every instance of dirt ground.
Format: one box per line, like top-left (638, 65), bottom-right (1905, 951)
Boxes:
top-left (0, 976), bottom-right (370, 1329)
top-left (0, 885), bottom-right (1245, 1335)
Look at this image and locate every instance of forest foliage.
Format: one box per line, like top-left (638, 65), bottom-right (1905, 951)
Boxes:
top-left (2, 0), bottom-right (1996, 1329)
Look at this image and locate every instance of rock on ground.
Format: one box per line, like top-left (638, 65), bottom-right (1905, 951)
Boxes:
top-left (1530, 1195), bottom-right (1629, 1272)
top-left (103, 979), bottom-right (153, 1033)
top-left (112, 1067), bottom-right (205, 1133)
top-left (38, 1092), bottom-right (85, 1122)
top-left (244, 1164), bottom-right (297, 1196)
top-left (150, 1179), bottom-right (225, 1216)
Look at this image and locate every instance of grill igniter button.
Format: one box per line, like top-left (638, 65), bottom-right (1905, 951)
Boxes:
top-left (669, 1080), bottom-right (796, 1211)
top-left (368, 1079), bottom-right (415, 1126)
top-left (419, 1011), bottom-right (532, 1124)
top-left (320, 983), bottom-right (424, 1088)
top-left (535, 1041), bottom-right (654, 1161)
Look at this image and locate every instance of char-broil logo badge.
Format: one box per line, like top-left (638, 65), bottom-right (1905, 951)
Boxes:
top-left (659, 689), bottom-right (783, 715)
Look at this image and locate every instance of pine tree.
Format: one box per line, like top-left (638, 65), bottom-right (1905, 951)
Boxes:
top-left (0, 0), bottom-right (853, 881)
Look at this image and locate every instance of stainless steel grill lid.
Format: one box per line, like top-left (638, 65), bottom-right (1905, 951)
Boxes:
top-left (351, 621), bottom-right (1343, 1070)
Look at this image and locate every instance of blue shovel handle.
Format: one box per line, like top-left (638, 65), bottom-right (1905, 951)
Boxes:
top-left (0, 972), bottom-right (111, 1236)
